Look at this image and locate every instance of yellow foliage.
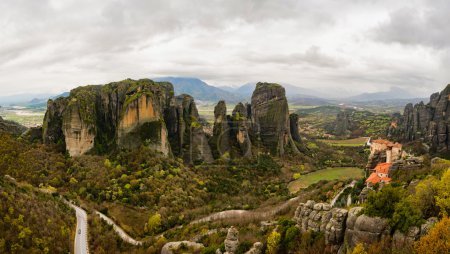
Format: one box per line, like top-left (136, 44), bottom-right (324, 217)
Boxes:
top-left (351, 243), bottom-right (367, 254)
top-left (267, 230), bottom-right (281, 254)
top-left (414, 216), bottom-right (450, 254)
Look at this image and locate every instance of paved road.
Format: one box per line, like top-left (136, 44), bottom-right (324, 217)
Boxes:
top-left (95, 211), bottom-right (143, 246)
top-left (67, 202), bottom-right (89, 254)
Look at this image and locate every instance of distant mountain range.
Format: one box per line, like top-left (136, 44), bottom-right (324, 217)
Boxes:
top-left (153, 77), bottom-right (243, 103)
top-left (343, 87), bottom-right (418, 102)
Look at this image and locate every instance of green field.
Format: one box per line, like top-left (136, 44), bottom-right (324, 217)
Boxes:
top-left (319, 137), bottom-right (368, 147)
top-left (288, 167), bottom-right (364, 193)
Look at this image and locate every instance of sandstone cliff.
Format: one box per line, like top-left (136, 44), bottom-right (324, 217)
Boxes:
top-left (392, 84), bottom-right (450, 153)
top-left (42, 79), bottom-right (213, 162)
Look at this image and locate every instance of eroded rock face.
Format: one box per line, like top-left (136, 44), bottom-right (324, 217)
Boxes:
top-left (245, 242), bottom-right (263, 254)
top-left (211, 100), bottom-right (231, 158)
top-left (344, 207), bottom-right (390, 250)
top-left (232, 103), bottom-right (252, 157)
top-left (395, 84), bottom-right (450, 153)
top-left (251, 82), bottom-right (299, 155)
top-left (43, 79), bottom-right (214, 159)
top-left (294, 200), bottom-right (347, 252)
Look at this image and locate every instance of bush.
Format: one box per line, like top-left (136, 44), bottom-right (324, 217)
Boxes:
top-left (414, 216), bottom-right (450, 254)
top-left (390, 197), bottom-right (424, 233)
top-left (364, 185), bottom-right (405, 218)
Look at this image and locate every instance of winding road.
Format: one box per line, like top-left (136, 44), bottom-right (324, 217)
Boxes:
top-left (95, 211), bottom-right (143, 246)
top-left (63, 200), bottom-right (89, 254)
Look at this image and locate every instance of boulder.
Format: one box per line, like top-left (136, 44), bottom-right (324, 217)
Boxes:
top-left (344, 212), bottom-right (390, 250)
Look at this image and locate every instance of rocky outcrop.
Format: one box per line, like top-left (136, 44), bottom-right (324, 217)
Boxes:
top-left (231, 103), bottom-right (252, 157)
top-left (216, 227), bottom-right (262, 254)
top-left (224, 226), bottom-right (239, 254)
top-left (0, 116), bottom-right (27, 136)
top-left (334, 111), bottom-right (351, 137)
top-left (251, 82), bottom-right (299, 155)
top-left (42, 79), bottom-right (213, 162)
top-left (161, 241), bottom-right (204, 254)
top-left (391, 217), bottom-right (437, 251)
top-left (394, 84), bottom-right (450, 153)
top-left (211, 100), bottom-right (231, 158)
top-left (294, 200), bottom-right (348, 252)
top-left (344, 207), bottom-right (390, 250)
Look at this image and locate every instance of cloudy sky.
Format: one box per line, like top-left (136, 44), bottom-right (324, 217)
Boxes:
top-left (1, 0), bottom-right (449, 97)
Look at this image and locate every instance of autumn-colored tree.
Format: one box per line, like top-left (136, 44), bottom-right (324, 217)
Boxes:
top-left (145, 213), bottom-right (161, 234)
top-left (266, 230), bottom-right (281, 254)
top-left (435, 169), bottom-right (450, 216)
top-left (352, 243), bottom-right (368, 254)
top-left (414, 216), bottom-right (450, 254)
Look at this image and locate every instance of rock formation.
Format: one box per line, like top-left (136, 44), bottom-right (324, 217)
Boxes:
top-left (393, 84), bottom-right (450, 153)
top-left (251, 82), bottom-right (299, 155)
top-left (42, 79), bottom-right (213, 163)
top-left (210, 100), bottom-right (231, 158)
top-left (231, 103), bottom-right (252, 157)
top-left (216, 227), bottom-right (262, 254)
top-left (344, 207), bottom-right (390, 250)
top-left (161, 241), bottom-right (204, 254)
top-left (294, 201), bottom-right (436, 253)
top-left (0, 116), bottom-right (27, 136)
top-left (294, 200), bottom-right (348, 252)
top-left (224, 226), bottom-right (239, 254)
top-left (334, 111), bottom-right (351, 137)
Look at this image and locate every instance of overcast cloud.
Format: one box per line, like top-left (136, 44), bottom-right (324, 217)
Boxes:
top-left (0, 0), bottom-right (449, 97)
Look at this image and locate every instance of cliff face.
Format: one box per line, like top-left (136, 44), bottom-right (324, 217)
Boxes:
top-left (394, 84), bottom-right (450, 153)
top-left (45, 79), bottom-right (302, 160)
top-left (250, 82), bottom-right (299, 155)
top-left (43, 79), bottom-right (213, 162)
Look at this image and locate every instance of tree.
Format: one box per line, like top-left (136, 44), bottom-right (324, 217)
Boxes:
top-left (414, 216), bottom-right (450, 254)
top-left (435, 169), bottom-right (450, 216)
top-left (266, 230), bottom-right (281, 254)
top-left (390, 197), bottom-right (423, 233)
top-left (364, 185), bottom-right (405, 218)
top-left (351, 243), bottom-right (367, 254)
top-left (145, 213), bottom-right (161, 234)
top-left (412, 177), bottom-right (439, 217)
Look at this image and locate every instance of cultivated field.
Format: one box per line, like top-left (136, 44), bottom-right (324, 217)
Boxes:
top-left (288, 167), bottom-right (364, 193)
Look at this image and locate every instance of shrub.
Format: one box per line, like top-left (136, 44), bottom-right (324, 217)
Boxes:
top-left (414, 216), bottom-right (450, 254)
top-left (364, 185), bottom-right (405, 218)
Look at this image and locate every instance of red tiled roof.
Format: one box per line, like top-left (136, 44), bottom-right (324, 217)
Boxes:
top-left (366, 172), bottom-right (392, 184)
top-left (374, 163), bottom-right (392, 174)
top-left (366, 173), bottom-right (380, 184)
